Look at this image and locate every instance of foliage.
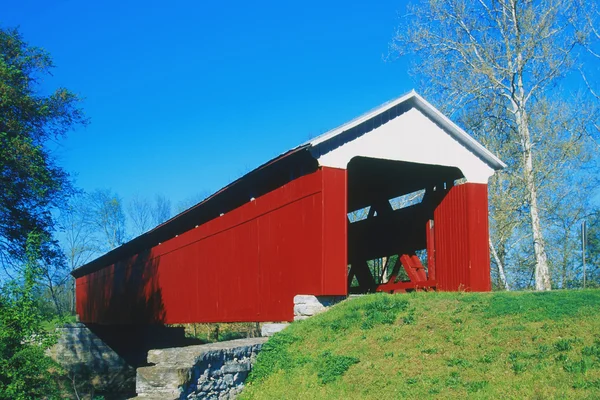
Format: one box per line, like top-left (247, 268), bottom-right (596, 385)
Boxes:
top-left (0, 26), bottom-right (85, 277)
top-left (241, 290), bottom-right (600, 399)
top-left (177, 322), bottom-right (261, 343)
top-left (0, 232), bottom-right (64, 399)
top-left (390, 0), bottom-right (600, 290)
top-left (127, 194), bottom-right (173, 236)
top-left (88, 189), bottom-right (127, 251)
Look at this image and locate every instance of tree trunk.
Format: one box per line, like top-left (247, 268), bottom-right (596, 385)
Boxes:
top-left (527, 159), bottom-right (551, 290)
top-left (490, 238), bottom-right (510, 290)
top-left (516, 108), bottom-right (552, 290)
top-left (561, 227), bottom-right (569, 288)
top-left (380, 257), bottom-right (389, 283)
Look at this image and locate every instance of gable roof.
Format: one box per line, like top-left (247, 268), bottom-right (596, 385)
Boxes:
top-left (305, 90), bottom-right (505, 170)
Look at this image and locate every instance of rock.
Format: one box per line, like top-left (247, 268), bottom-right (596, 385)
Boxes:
top-left (293, 295), bottom-right (345, 321)
top-left (136, 337), bottom-right (267, 399)
top-left (136, 365), bottom-right (189, 394)
top-left (294, 303), bottom-right (326, 316)
top-left (260, 323), bottom-right (289, 337)
top-left (222, 361), bottom-right (251, 373)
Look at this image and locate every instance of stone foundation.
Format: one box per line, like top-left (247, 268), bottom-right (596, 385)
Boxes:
top-left (47, 323), bottom-right (136, 397)
top-left (136, 337), bottom-right (267, 399)
top-left (260, 323), bottom-right (289, 337)
top-left (293, 295), bottom-right (345, 321)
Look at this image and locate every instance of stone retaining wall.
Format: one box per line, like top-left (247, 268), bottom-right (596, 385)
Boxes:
top-left (136, 337), bottom-right (267, 399)
top-left (47, 323), bottom-right (136, 396)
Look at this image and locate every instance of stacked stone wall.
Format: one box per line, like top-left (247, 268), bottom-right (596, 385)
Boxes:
top-left (136, 338), bottom-right (267, 399)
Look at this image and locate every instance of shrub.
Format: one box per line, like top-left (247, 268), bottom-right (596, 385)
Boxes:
top-left (0, 233), bottom-right (63, 399)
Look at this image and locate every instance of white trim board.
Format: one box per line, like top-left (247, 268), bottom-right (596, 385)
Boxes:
top-left (304, 90), bottom-right (505, 184)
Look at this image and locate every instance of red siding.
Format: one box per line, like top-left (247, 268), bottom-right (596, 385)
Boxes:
top-left (433, 183), bottom-right (491, 291)
top-left (321, 167), bottom-right (348, 294)
top-left (76, 167), bottom-right (348, 324)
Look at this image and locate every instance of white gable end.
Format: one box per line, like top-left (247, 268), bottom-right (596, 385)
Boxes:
top-left (314, 107), bottom-right (496, 184)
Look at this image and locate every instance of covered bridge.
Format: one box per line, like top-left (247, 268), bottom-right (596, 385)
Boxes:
top-left (72, 91), bottom-right (505, 325)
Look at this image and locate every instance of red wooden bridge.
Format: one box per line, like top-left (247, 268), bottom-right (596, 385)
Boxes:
top-left (72, 91), bottom-right (505, 325)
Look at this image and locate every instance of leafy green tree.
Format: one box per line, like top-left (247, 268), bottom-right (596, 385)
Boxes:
top-left (0, 232), bottom-right (63, 399)
top-left (0, 27), bottom-right (85, 277)
top-left (0, 26), bottom-right (84, 398)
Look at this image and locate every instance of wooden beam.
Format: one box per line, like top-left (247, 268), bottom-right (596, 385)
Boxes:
top-left (348, 203), bottom-right (429, 260)
top-left (399, 254), bottom-right (427, 282)
top-left (376, 279), bottom-right (437, 293)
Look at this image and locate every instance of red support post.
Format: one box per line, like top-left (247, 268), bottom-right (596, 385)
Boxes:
top-left (426, 219), bottom-right (436, 281)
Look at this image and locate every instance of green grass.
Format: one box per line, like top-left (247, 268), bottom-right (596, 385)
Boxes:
top-left (240, 290), bottom-right (600, 400)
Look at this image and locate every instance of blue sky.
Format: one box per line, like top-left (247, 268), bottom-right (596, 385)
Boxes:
top-left (4, 0), bottom-right (413, 209)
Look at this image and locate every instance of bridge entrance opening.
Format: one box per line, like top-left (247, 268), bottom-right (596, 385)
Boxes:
top-left (346, 157), bottom-right (464, 294)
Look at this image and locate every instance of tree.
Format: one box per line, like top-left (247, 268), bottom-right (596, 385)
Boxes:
top-left (0, 27), bottom-right (85, 279)
top-left (391, 0), bottom-right (600, 290)
top-left (0, 232), bottom-right (63, 399)
top-left (57, 193), bottom-right (100, 313)
top-left (89, 189), bottom-right (127, 251)
top-left (152, 194), bottom-right (172, 226)
top-left (128, 195), bottom-right (153, 236)
top-left (128, 194), bottom-right (173, 236)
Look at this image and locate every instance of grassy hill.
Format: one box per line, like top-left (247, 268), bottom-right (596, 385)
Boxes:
top-left (240, 290), bottom-right (600, 399)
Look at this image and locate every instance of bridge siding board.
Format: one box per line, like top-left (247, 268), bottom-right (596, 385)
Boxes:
top-left (76, 167), bottom-right (348, 324)
top-left (434, 183), bottom-right (491, 292)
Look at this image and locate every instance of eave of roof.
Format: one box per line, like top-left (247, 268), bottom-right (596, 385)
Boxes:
top-left (71, 145), bottom-right (313, 278)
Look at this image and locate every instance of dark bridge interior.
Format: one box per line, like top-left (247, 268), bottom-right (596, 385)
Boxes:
top-left (346, 157), bottom-right (464, 294)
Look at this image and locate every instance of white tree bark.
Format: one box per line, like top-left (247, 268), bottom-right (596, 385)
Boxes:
top-left (490, 238), bottom-right (510, 291)
top-left (523, 142), bottom-right (552, 290)
top-left (512, 97), bottom-right (552, 290)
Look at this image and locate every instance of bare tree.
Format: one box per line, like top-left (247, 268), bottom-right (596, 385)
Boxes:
top-left (89, 189), bottom-right (127, 250)
top-left (57, 193), bottom-right (101, 313)
top-left (129, 194), bottom-right (175, 235)
top-left (128, 195), bottom-right (153, 236)
top-left (391, 0), bottom-right (599, 290)
top-left (152, 194), bottom-right (172, 226)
